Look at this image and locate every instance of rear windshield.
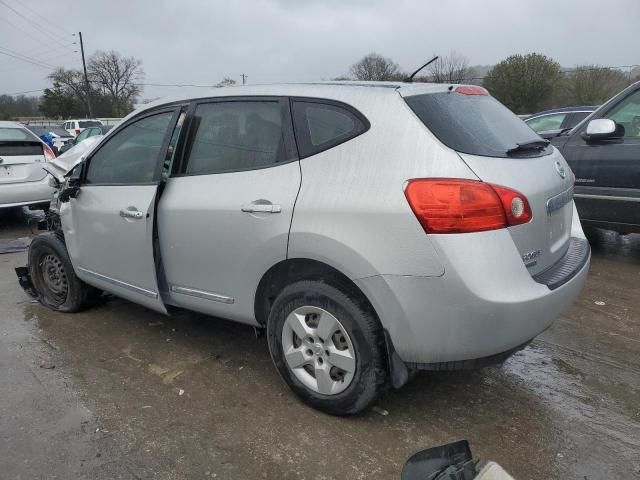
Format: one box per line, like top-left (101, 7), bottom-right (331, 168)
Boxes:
top-left (0, 128), bottom-right (33, 141)
top-left (405, 92), bottom-right (545, 158)
top-left (79, 121), bottom-right (102, 128)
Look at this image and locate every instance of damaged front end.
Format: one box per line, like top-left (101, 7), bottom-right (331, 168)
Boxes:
top-left (15, 265), bottom-right (38, 299)
top-left (14, 157), bottom-right (69, 300)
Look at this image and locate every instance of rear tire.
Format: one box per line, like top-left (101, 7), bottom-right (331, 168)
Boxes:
top-left (29, 232), bottom-right (100, 312)
top-left (267, 280), bottom-right (387, 415)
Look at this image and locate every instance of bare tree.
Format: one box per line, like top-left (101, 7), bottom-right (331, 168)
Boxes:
top-left (349, 53), bottom-right (401, 81)
top-left (565, 65), bottom-right (630, 105)
top-left (215, 77), bottom-right (237, 87)
top-left (427, 51), bottom-right (472, 83)
top-left (88, 50), bottom-right (144, 116)
top-left (46, 68), bottom-right (90, 113)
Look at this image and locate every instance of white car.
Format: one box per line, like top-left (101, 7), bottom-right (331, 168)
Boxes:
top-left (62, 119), bottom-right (103, 137)
top-left (0, 121), bottom-right (56, 209)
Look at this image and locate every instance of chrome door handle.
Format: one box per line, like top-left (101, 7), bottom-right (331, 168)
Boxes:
top-left (119, 209), bottom-right (144, 219)
top-left (241, 203), bottom-right (281, 213)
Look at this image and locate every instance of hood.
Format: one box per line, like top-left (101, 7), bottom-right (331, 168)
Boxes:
top-left (44, 136), bottom-right (103, 182)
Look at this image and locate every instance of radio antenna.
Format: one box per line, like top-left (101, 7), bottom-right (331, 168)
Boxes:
top-left (404, 56), bottom-right (439, 83)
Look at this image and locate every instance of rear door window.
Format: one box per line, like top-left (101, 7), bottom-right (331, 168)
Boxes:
top-left (291, 100), bottom-right (369, 158)
top-left (182, 100), bottom-right (289, 175)
top-left (405, 91), bottom-right (546, 158)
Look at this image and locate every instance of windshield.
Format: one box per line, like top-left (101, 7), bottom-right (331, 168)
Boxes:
top-left (79, 120), bottom-right (102, 128)
top-left (405, 92), bottom-right (545, 158)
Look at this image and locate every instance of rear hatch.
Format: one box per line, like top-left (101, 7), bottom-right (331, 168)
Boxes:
top-left (0, 127), bottom-right (47, 185)
top-left (402, 86), bottom-right (574, 275)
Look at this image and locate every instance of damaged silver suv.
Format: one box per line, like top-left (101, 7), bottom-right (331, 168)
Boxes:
top-left (17, 82), bottom-right (590, 415)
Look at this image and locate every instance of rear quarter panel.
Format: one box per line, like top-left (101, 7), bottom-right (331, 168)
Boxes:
top-left (288, 90), bottom-right (477, 279)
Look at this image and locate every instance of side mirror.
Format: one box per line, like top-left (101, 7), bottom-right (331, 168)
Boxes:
top-left (583, 119), bottom-right (623, 141)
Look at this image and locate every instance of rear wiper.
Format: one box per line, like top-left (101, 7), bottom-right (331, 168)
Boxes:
top-left (506, 139), bottom-right (550, 155)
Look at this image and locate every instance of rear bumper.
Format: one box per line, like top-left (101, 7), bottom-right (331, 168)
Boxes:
top-left (355, 228), bottom-right (590, 365)
top-left (0, 176), bottom-right (54, 208)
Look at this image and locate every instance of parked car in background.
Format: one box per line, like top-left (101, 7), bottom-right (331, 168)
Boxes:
top-left (551, 81), bottom-right (640, 234)
top-left (62, 119), bottom-right (103, 137)
top-left (0, 121), bottom-right (56, 209)
top-left (58, 125), bottom-right (113, 154)
top-left (17, 83), bottom-right (589, 415)
top-left (25, 125), bottom-right (75, 154)
top-left (525, 106), bottom-right (597, 139)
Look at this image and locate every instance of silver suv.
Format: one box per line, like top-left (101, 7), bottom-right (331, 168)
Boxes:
top-left (17, 82), bottom-right (590, 415)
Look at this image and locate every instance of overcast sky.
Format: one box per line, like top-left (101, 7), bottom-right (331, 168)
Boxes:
top-left (1, 0), bottom-right (638, 100)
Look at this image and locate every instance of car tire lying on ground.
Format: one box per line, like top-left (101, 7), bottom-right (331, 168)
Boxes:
top-left (29, 232), bottom-right (100, 313)
top-left (267, 280), bottom-right (387, 415)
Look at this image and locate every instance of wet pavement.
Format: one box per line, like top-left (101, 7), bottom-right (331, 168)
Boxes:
top-left (1, 207), bottom-right (639, 479)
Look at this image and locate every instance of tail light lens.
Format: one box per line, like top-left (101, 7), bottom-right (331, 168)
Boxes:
top-left (43, 144), bottom-right (56, 161)
top-left (75, 129), bottom-right (81, 136)
top-left (404, 178), bottom-right (532, 234)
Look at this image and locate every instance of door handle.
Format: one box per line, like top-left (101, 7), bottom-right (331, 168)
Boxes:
top-left (119, 209), bottom-right (144, 219)
top-left (241, 203), bottom-right (281, 213)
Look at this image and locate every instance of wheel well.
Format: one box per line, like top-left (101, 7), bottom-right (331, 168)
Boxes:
top-left (254, 258), bottom-right (377, 327)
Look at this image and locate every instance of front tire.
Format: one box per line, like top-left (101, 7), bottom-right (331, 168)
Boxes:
top-left (267, 280), bottom-right (386, 415)
top-left (29, 232), bottom-right (99, 312)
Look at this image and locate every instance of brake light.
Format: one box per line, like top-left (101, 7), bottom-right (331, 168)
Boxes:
top-left (43, 144), bottom-right (56, 161)
top-left (404, 179), bottom-right (532, 234)
top-left (75, 129), bottom-right (81, 136)
top-left (454, 85), bottom-right (488, 96)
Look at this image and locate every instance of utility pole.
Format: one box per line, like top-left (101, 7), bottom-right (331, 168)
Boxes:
top-left (78, 31), bottom-right (93, 118)
top-left (240, 73), bottom-right (248, 85)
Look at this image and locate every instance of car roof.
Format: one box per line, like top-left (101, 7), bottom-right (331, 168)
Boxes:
top-left (0, 120), bottom-right (26, 129)
top-left (527, 106), bottom-right (598, 118)
top-left (127, 81), bottom-right (455, 119)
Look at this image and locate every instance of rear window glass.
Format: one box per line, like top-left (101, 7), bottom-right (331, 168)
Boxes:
top-left (292, 101), bottom-right (368, 158)
top-left (405, 92), bottom-right (545, 158)
top-left (184, 101), bottom-right (287, 175)
top-left (79, 121), bottom-right (102, 128)
top-left (0, 128), bottom-right (33, 141)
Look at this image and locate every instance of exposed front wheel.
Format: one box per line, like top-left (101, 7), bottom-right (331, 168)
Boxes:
top-left (29, 232), bottom-right (100, 312)
top-left (267, 280), bottom-right (386, 415)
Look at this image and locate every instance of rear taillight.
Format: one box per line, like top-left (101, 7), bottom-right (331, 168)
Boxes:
top-left (75, 129), bottom-right (81, 136)
top-left (43, 144), bottom-right (56, 161)
top-left (404, 178), bottom-right (532, 234)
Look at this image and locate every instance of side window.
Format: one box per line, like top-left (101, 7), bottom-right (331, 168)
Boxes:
top-left (605, 90), bottom-right (640, 138)
top-left (75, 129), bottom-right (91, 142)
top-left (163, 111), bottom-right (186, 179)
top-left (292, 100), bottom-right (368, 158)
top-left (525, 113), bottom-right (566, 132)
top-left (183, 101), bottom-right (287, 175)
top-left (85, 111), bottom-right (173, 184)
top-left (570, 111), bottom-right (591, 127)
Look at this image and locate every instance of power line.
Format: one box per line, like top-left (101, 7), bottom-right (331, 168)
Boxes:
top-left (9, 0), bottom-right (75, 38)
top-left (0, 15), bottom-right (76, 66)
top-left (0, 47), bottom-right (54, 69)
top-left (2, 88), bottom-right (48, 96)
top-left (0, 0), bottom-right (78, 54)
